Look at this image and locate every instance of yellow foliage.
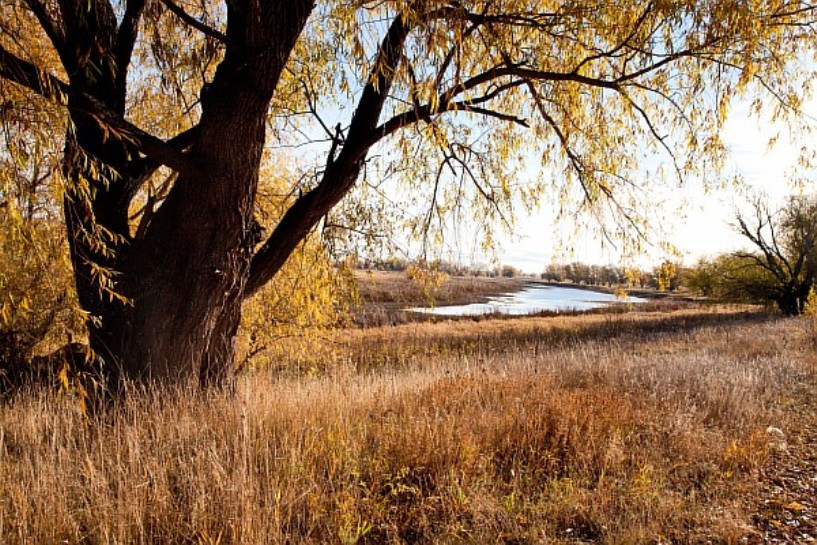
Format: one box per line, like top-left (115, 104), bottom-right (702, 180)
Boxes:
top-left (405, 264), bottom-right (449, 305)
top-left (238, 238), bottom-right (358, 371)
top-left (0, 212), bottom-right (81, 361)
top-left (656, 261), bottom-right (678, 292)
top-left (804, 288), bottom-right (817, 346)
top-left (237, 163), bottom-right (359, 371)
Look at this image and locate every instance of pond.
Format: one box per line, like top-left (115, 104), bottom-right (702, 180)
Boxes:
top-left (409, 284), bottom-right (648, 316)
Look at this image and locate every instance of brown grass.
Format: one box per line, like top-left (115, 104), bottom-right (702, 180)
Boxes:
top-left (352, 270), bottom-right (533, 326)
top-left (1, 311), bottom-right (815, 544)
top-left (354, 270), bottom-right (532, 306)
top-left (262, 305), bottom-right (761, 375)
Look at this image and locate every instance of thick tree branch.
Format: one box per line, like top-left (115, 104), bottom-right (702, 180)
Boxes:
top-left (0, 44), bottom-right (200, 176)
top-left (23, 0), bottom-right (70, 65)
top-left (0, 43), bottom-right (68, 102)
top-left (114, 0), bottom-right (147, 98)
top-left (68, 94), bottom-right (201, 176)
top-left (247, 8), bottom-right (412, 296)
top-left (456, 105), bottom-right (529, 126)
top-left (367, 51), bottom-right (707, 154)
top-left (124, 124), bottom-right (201, 204)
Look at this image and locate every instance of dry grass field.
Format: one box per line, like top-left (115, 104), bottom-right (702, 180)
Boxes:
top-left (2, 307), bottom-right (815, 544)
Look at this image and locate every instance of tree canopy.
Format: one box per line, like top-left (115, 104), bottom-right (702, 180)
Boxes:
top-left (1, 0), bottom-right (816, 389)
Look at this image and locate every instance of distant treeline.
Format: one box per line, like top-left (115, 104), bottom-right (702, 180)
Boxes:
top-left (352, 257), bottom-right (525, 278)
top-left (354, 256), bottom-right (682, 290)
top-left (540, 261), bottom-right (681, 291)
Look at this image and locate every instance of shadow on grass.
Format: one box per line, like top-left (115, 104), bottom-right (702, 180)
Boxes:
top-left (275, 308), bottom-right (779, 375)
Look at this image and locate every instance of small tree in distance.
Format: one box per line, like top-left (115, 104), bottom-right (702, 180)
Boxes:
top-left (731, 195), bottom-right (817, 315)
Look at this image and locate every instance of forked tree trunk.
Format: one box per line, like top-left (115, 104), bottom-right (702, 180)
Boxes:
top-left (83, 121), bottom-right (264, 389)
top-left (66, 82), bottom-right (269, 391)
top-left (777, 294), bottom-right (799, 316)
top-left (772, 280), bottom-right (813, 317)
top-left (51, 1), bottom-right (328, 393)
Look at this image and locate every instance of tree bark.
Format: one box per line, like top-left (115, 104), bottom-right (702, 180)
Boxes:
top-left (57, 0), bottom-right (315, 392)
top-left (777, 293), bottom-right (798, 316)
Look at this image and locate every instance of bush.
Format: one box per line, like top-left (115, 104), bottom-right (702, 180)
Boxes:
top-left (0, 216), bottom-right (82, 393)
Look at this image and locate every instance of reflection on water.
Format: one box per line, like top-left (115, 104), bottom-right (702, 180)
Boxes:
top-left (409, 285), bottom-right (647, 316)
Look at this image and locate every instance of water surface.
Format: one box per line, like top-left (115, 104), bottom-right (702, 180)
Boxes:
top-left (409, 284), bottom-right (647, 316)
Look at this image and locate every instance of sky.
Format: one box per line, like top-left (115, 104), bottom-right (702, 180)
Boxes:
top-left (279, 42), bottom-right (817, 275)
top-left (495, 99), bottom-right (817, 274)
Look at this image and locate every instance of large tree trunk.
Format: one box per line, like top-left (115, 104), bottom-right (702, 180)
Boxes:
top-left (74, 156), bottom-right (258, 389)
top-left (67, 1), bottom-right (314, 391)
top-left (52, 0), bottom-right (318, 393)
top-left (79, 97), bottom-right (267, 389)
top-left (95, 247), bottom-right (248, 388)
top-left (773, 280), bottom-right (812, 317)
top-left (776, 291), bottom-right (802, 316)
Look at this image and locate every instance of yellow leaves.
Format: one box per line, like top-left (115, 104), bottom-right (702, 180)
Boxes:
top-left (57, 361), bottom-right (70, 392)
top-left (239, 250), bottom-right (352, 370)
top-left (786, 501), bottom-right (806, 512)
top-left (89, 112), bottom-right (137, 147)
top-left (630, 464), bottom-right (659, 498)
top-left (655, 261), bottom-right (677, 292)
top-left (239, 162), bottom-right (357, 368)
top-left (0, 199), bottom-right (82, 359)
top-left (721, 431), bottom-right (769, 476)
top-left (405, 264), bottom-right (448, 305)
top-left (86, 260), bottom-right (129, 305)
top-left (0, 302), bottom-right (10, 327)
top-left (351, 35), bottom-right (365, 64)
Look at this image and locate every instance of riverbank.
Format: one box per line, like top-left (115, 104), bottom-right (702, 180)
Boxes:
top-left (352, 270), bottom-right (700, 326)
top-left (2, 309), bottom-right (813, 543)
top-left (353, 269), bottom-right (532, 326)
top-left (354, 269), bottom-right (531, 305)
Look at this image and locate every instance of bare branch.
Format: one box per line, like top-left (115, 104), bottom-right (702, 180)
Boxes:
top-left (573, 1), bottom-right (654, 73)
top-left (620, 90), bottom-right (684, 183)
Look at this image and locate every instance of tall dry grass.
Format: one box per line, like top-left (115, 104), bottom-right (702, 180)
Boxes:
top-left (1, 312), bottom-right (814, 544)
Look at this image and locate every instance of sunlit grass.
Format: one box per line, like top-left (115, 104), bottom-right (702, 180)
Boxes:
top-left (1, 310), bottom-right (813, 543)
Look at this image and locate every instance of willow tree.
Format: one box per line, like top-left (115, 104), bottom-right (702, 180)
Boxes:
top-left (0, 1), bottom-right (814, 389)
